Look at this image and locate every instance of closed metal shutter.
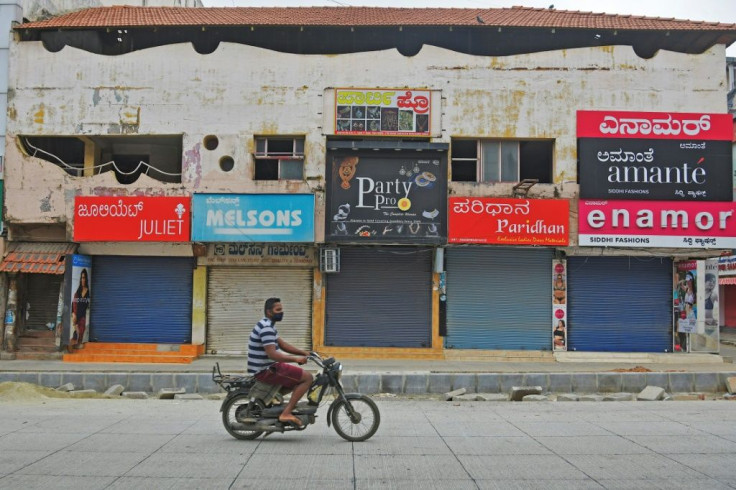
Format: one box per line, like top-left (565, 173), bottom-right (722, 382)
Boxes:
top-left (567, 256), bottom-right (672, 352)
top-left (25, 274), bottom-right (63, 330)
top-left (724, 286), bottom-right (736, 327)
top-left (206, 267), bottom-right (312, 354)
top-left (445, 247), bottom-right (554, 350)
top-left (325, 247), bottom-right (432, 348)
top-left (91, 256), bottom-right (193, 343)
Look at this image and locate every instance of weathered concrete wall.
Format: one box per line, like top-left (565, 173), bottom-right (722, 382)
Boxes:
top-left (5, 40), bottom-right (728, 239)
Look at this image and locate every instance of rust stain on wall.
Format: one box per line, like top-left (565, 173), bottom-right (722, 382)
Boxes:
top-left (33, 104), bottom-right (45, 125)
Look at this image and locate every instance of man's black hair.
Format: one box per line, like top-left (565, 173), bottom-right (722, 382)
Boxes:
top-left (264, 297), bottom-right (281, 316)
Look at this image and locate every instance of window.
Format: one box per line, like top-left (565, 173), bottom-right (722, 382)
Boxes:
top-left (451, 139), bottom-right (553, 183)
top-left (253, 137), bottom-right (305, 180)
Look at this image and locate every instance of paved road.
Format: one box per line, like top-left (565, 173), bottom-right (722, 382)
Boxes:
top-left (1, 396), bottom-right (735, 489)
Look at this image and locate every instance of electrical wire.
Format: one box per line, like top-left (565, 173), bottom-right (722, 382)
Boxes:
top-left (21, 136), bottom-right (182, 177)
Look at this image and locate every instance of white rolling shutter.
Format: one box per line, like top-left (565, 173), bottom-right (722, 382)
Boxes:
top-left (206, 267), bottom-right (312, 354)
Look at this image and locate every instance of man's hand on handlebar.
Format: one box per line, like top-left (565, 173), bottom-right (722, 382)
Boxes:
top-left (294, 356), bottom-right (308, 365)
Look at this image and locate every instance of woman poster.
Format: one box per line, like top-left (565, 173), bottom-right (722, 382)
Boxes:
top-left (67, 255), bottom-right (92, 351)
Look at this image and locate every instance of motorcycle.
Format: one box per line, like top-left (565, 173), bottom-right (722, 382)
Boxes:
top-left (212, 352), bottom-right (380, 442)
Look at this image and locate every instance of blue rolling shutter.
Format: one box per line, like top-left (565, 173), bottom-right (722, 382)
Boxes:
top-left (567, 256), bottom-right (672, 352)
top-left (90, 256), bottom-right (193, 343)
top-left (445, 247), bottom-right (554, 350)
top-left (325, 247), bottom-right (432, 348)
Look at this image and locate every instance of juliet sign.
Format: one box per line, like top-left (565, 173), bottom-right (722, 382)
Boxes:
top-left (578, 199), bottom-right (736, 248)
top-left (577, 111), bottom-right (734, 201)
top-left (448, 198), bottom-right (569, 246)
top-left (74, 196), bottom-right (191, 242)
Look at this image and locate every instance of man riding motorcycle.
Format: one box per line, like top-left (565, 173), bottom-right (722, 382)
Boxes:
top-left (247, 297), bottom-right (313, 427)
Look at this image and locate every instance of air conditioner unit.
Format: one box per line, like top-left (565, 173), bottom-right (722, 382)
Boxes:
top-left (320, 248), bottom-right (340, 273)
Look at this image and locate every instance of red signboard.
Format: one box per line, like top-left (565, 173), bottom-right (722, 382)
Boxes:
top-left (74, 196), bottom-right (191, 242)
top-left (578, 199), bottom-right (736, 248)
top-left (448, 197), bottom-right (569, 246)
top-left (577, 111), bottom-right (733, 140)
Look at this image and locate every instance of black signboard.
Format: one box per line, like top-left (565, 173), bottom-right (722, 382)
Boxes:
top-left (578, 138), bottom-right (733, 201)
top-left (326, 152), bottom-right (447, 244)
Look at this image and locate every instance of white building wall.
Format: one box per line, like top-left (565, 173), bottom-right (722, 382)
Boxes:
top-left (4, 39), bottom-right (729, 241)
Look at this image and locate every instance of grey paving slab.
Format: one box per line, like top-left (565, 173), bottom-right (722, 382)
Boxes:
top-left (499, 374), bottom-right (524, 392)
top-left (243, 453), bottom-right (353, 480)
top-left (665, 454), bottom-right (736, 480)
top-left (548, 373), bottom-right (573, 393)
top-left (427, 373), bottom-right (452, 394)
top-left (476, 373), bottom-right (501, 393)
top-left (66, 433), bottom-right (176, 453)
top-left (357, 480), bottom-right (478, 490)
top-left (237, 479), bottom-right (356, 490)
top-left (475, 480), bottom-right (604, 490)
top-left (353, 435), bottom-right (451, 455)
top-left (108, 476), bottom-right (236, 490)
top-left (594, 479), bottom-right (732, 490)
top-left (443, 436), bottom-right (552, 455)
top-left (453, 373), bottom-right (477, 393)
top-left (536, 435), bottom-right (653, 455)
top-left (99, 418), bottom-right (199, 435)
top-left (16, 451), bottom-right (149, 477)
top-left (513, 421), bottom-right (613, 437)
top-left (597, 373), bottom-right (623, 393)
top-left (381, 374), bottom-right (403, 393)
top-left (0, 474), bottom-right (117, 490)
top-left (0, 431), bottom-right (88, 452)
top-left (158, 433), bottom-right (259, 455)
top-left (354, 454), bottom-right (470, 481)
top-left (621, 373), bottom-right (648, 393)
top-left (564, 454), bottom-right (704, 480)
top-left (0, 451), bottom-right (54, 474)
top-left (404, 374), bottom-right (428, 394)
top-left (694, 372), bottom-right (720, 392)
top-left (669, 373), bottom-right (695, 393)
top-left (628, 435), bottom-right (736, 454)
top-left (572, 374), bottom-right (597, 393)
top-left (459, 454), bottom-right (589, 480)
top-left (593, 420), bottom-right (702, 436)
top-left (126, 452), bottom-right (247, 479)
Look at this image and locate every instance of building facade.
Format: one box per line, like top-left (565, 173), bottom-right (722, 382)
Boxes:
top-left (2, 6), bottom-right (735, 361)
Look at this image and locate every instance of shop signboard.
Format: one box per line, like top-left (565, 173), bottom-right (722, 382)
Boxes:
top-left (192, 194), bottom-right (315, 243)
top-left (577, 110), bottom-right (733, 201)
top-left (579, 199), bottom-right (736, 248)
top-left (74, 196), bottom-right (190, 242)
top-left (448, 197), bottom-right (569, 245)
top-left (325, 153), bottom-right (446, 244)
top-left (198, 243), bottom-right (316, 267)
top-left (334, 88), bottom-right (431, 137)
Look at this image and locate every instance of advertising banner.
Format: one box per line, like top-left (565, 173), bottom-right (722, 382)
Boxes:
top-left (335, 88), bottom-right (431, 137)
top-left (673, 259), bottom-right (720, 353)
top-left (552, 260), bottom-right (567, 351)
top-left (578, 138), bottom-right (733, 201)
top-left (578, 199), bottom-right (736, 248)
top-left (448, 197), bottom-right (569, 245)
top-left (74, 196), bottom-right (190, 242)
top-left (577, 111), bottom-right (733, 140)
top-left (192, 194), bottom-right (315, 243)
top-left (325, 153), bottom-right (446, 244)
top-left (62, 254), bottom-right (92, 348)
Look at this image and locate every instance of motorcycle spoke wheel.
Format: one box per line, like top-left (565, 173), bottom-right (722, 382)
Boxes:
top-left (222, 395), bottom-right (264, 440)
top-left (331, 395), bottom-right (380, 442)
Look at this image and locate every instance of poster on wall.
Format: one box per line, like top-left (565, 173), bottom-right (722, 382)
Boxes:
top-left (552, 259), bottom-right (567, 351)
top-left (691, 259), bottom-right (720, 353)
top-left (325, 153), bottom-right (447, 244)
top-left (334, 88), bottom-right (431, 137)
top-left (62, 254), bottom-right (92, 349)
top-left (673, 260), bottom-right (697, 353)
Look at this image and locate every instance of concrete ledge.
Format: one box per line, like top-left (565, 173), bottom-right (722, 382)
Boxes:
top-left (3, 370), bottom-right (736, 395)
top-left (555, 352), bottom-right (724, 364)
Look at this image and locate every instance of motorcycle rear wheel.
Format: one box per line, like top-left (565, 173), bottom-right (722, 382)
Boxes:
top-left (222, 394), bottom-right (264, 440)
top-left (331, 395), bottom-right (380, 442)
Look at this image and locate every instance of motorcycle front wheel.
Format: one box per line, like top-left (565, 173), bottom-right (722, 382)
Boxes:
top-left (331, 395), bottom-right (380, 442)
top-left (222, 394), bottom-right (264, 440)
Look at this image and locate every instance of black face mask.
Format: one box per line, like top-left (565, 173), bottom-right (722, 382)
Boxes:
top-left (272, 312), bottom-right (284, 322)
